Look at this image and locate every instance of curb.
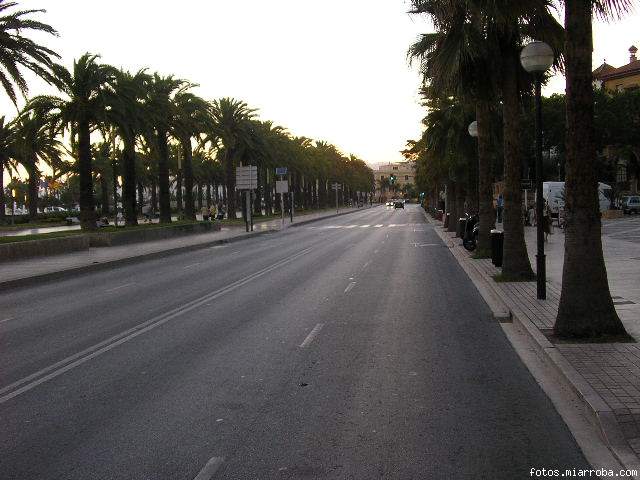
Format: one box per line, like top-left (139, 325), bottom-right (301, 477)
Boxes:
top-left (288, 205), bottom-right (378, 228)
top-left (421, 207), bottom-right (640, 474)
top-left (0, 229), bottom-right (277, 291)
top-left (0, 206), bottom-right (376, 291)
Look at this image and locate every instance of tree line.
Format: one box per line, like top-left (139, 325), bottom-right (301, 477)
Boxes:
top-left (0, 1), bottom-right (374, 229)
top-left (405, 0), bottom-right (635, 340)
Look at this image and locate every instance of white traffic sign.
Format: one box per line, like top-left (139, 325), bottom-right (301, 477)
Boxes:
top-left (275, 180), bottom-right (289, 194)
top-left (236, 165), bottom-right (258, 190)
top-left (331, 182), bottom-right (341, 190)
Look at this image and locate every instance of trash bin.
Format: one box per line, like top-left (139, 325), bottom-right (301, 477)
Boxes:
top-left (457, 217), bottom-right (466, 238)
top-left (490, 229), bottom-right (504, 267)
top-left (444, 213), bottom-right (450, 229)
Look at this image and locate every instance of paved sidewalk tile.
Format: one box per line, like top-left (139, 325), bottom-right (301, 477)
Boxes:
top-left (432, 219), bottom-right (640, 458)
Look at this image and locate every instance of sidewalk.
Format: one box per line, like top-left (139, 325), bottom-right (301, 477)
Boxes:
top-left (0, 206), bottom-right (366, 288)
top-left (426, 212), bottom-right (640, 473)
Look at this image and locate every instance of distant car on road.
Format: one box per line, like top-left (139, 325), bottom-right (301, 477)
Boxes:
top-left (386, 201), bottom-right (394, 207)
top-left (394, 201), bottom-right (404, 209)
top-left (623, 196), bottom-right (640, 214)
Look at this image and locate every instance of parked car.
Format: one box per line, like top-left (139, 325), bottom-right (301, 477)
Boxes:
top-left (44, 206), bottom-right (67, 213)
top-left (623, 196), bottom-right (640, 214)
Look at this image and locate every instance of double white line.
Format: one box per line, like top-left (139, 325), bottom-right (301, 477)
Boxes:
top-left (0, 246), bottom-right (314, 404)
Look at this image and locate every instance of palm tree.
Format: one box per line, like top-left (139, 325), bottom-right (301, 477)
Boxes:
top-left (408, 1), bottom-right (497, 256)
top-left (554, 0), bottom-right (632, 339)
top-left (0, 1), bottom-right (59, 106)
top-left (145, 74), bottom-right (189, 223)
top-left (104, 69), bottom-right (150, 225)
top-left (172, 90), bottom-right (211, 220)
top-left (27, 54), bottom-right (115, 230)
top-left (206, 98), bottom-right (257, 220)
top-left (13, 111), bottom-right (62, 220)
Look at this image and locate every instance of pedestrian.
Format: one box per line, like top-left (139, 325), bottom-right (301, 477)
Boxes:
top-left (543, 200), bottom-right (552, 242)
top-left (496, 193), bottom-right (504, 224)
top-left (210, 204), bottom-right (217, 222)
top-left (201, 205), bottom-right (209, 221)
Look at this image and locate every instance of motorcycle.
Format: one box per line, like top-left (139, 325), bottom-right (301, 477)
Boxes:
top-left (462, 212), bottom-right (479, 251)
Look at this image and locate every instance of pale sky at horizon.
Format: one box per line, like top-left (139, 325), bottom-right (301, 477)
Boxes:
top-left (3, 1), bottom-right (640, 170)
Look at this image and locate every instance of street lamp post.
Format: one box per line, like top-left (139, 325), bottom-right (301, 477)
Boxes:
top-left (520, 40), bottom-right (554, 300)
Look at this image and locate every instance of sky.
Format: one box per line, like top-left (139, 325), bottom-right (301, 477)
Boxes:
top-left (3, 1), bottom-right (640, 171)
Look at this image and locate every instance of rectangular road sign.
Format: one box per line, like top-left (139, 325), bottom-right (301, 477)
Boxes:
top-left (331, 182), bottom-right (341, 190)
top-left (276, 180), bottom-right (289, 194)
top-left (275, 167), bottom-right (288, 176)
top-left (236, 165), bottom-right (258, 190)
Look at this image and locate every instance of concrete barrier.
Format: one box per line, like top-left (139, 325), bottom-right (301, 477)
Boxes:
top-left (0, 235), bottom-right (90, 262)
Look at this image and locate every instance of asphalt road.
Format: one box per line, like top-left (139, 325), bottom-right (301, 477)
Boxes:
top-left (0, 204), bottom-right (589, 479)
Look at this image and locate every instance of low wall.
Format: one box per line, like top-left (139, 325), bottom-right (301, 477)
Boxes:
top-left (87, 222), bottom-right (221, 247)
top-left (0, 222), bottom-right (222, 262)
top-left (0, 235), bottom-right (90, 262)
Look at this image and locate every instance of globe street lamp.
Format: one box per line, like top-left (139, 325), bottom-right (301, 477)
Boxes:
top-left (521, 40), bottom-right (554, 300)
top-left (468, 120), bottom-right (478, 138)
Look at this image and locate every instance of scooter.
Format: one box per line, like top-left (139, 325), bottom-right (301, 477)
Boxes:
top-left (462, 212), bottom-right (479, 251)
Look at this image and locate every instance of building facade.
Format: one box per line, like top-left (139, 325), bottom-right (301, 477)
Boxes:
top-left (593, 45), bottom-right (640, 195)
top-left (374, 161), bottom-right (416, 200)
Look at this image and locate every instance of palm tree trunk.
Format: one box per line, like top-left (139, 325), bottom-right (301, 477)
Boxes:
top-left (0, 155), bottom-right (5, 224)
top-left (100, 175), bottom-right (109, 216)
top-left (502, 54), bottom-right (533, 279)
top-left (122, 141), bottom-right (137, 226)
top-left (176, 172), bottom-right (183, 214)
top-left (447, 180), bottom-right (457, 232)
top-left (197, 183), bottom-right (203, 211)
top-left (151, 178), bottom-right (157, 213)
top-left (555, 0), bottom-right (627, 339)
top-left (78, 119), bottom-right (97, 230)
top-left (476, 100), bottom-right (494, 256)
top-left (137, 182), bottom-right (144, 213)
top-left (224, 149), bottom-right (236, 220)
top-left (181, 138), bottom-right (195, 220)
top-left (157, 130), bottom-right (171, 223)
top-left (27, 160), bottom-right (38, 221)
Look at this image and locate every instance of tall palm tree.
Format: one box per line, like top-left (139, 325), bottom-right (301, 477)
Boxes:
top-left (0, 1), bottom-right (59, 106)
top-left (206, 98), bottom-right (257, 220)
top-left (555, 0), bottom-right (632, 338)
top-left (172, 90), bottom-right (211, 220)
top-left (104, 69), bottom-right (150, 225)
top-left (27, 54), bottom-right (115, 230)
top-left (145, 74), bottom-right (189, 223)
top-left (408, 0), bottom-right (497, 256)
top-left (13, 111), bottom-right (62, 220)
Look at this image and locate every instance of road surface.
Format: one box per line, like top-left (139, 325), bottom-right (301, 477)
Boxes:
top-left (0, 204), bottom-right (589, 479)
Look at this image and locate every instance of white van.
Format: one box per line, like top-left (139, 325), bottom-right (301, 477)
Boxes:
top-left (542, 181), bottom-right (611, 215)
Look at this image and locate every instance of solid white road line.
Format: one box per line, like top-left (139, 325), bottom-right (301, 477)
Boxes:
top-left (344, 281), bottom-right (356, 294)
top-left (105, 283), bottom-right (134, 293)
top-left (193, 457), bottom-right (225, 480)
top-left (374, 224), bottom-right (383, 228)
top-left (0, 317), bottom-right (14, 324)
top-left (0, 246), bottom-right (314, 404)
top-left (360, 224), bottom-right (370, 228)
top-left (183, 263), bottom-right (202, 269)
top-left (299, 323), bottom-right (324, 348)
